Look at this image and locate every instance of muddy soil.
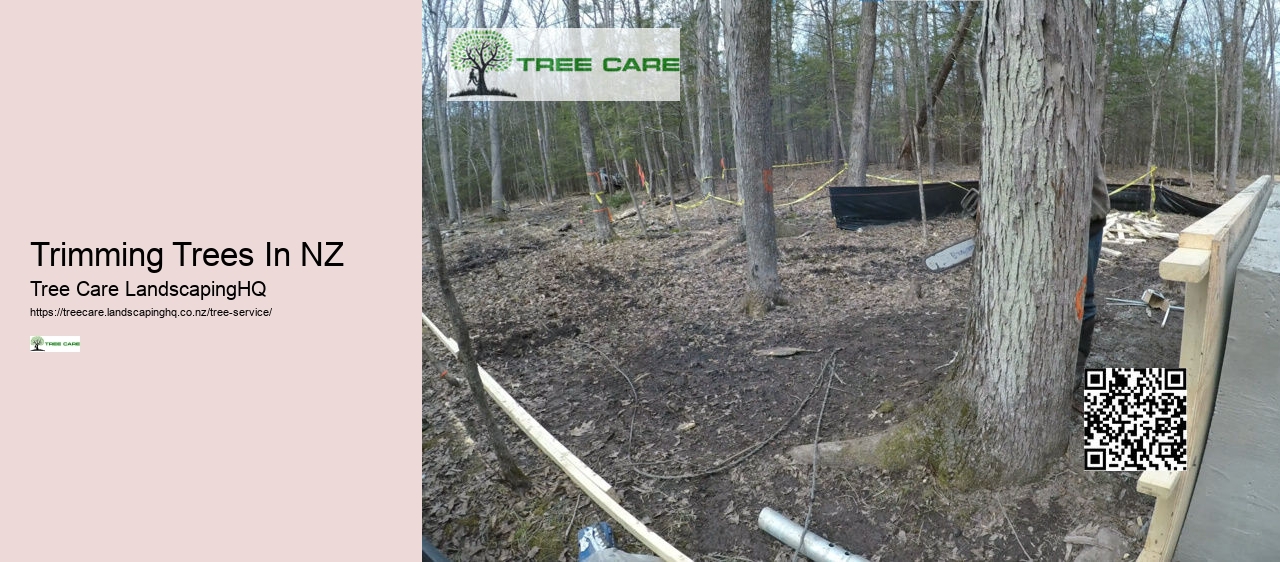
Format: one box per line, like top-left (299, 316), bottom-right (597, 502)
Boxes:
top-left (423, 164), bottom-right (1220, 561)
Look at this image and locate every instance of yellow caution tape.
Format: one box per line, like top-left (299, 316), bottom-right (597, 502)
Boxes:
top-left (866, 174), bottom-right (971, 193)
top-left (1108, 166), bottom-right (1158, 196)
top-left (778, 163), bottom-right (849, 207)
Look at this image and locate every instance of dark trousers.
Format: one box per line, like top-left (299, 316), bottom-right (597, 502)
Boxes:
top-left (1077, 219), bottom-right (1105, 382)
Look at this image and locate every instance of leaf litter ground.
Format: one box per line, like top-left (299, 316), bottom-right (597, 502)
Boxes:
top-left (423, 164), bottom-right (1224, 561)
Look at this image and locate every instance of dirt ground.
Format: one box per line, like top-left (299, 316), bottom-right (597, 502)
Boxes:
top-left (423, 164), bottom-right (1226, 561)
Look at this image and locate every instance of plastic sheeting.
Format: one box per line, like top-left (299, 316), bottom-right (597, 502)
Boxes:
top-left (830, 181), bottom-right (1218, 230)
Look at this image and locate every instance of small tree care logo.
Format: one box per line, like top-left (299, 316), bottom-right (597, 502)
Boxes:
top-left (448, 30), bottom-right (517, 98)
top-left (29, 335), bottom-right (80, 352)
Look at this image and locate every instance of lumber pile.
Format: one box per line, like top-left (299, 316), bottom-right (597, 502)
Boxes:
top-left (1101, 212), bottom-right (1179, 258)
top-left (1105, 211), bottom-right (1179, 244)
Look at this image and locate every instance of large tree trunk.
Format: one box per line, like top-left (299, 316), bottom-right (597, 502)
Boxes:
top-left (568, 0), bottom-right (613, 243)
top-left (845, 1), bottom-right (877, 186)
top-left (954, 0), bottom-right (1098, 484)
top-left (896, 1), bottom-right (977, 170)
top-left (697, 0), bottom-right (717, 194)
top-left (865, 0), bottom-right (1098, 488)
top-left (723, 0), bottom-right (777, 316)
top-left (423, 190), bottom-right (530, 491)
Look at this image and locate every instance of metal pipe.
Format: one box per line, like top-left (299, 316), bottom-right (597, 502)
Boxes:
top-left (757, 508), bottom-right (870, 562)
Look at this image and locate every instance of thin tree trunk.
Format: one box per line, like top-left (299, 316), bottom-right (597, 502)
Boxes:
top-left (481, 0), bottom-right (513, 220)
top-left (537, 102), bottom-right (554, 202)
top-left (778, 0), bottom-right (797, 164)
top-left (655, 102), bottom-right (682, 229)
top-left (423, 195), bottom-right (530, 491)
top-left (893, 6), bottom-right (910, 161)
top-left (1226, 0), bottom-right (1247, 194)
top-left (568, 0), bottom-right (613, 243)
top-left (723, 0), bottom-right (777, 316)
top-left (897, 1), bottom-right (978, 169)
top-left (1147, 0), bottom-right (1190, 171)
top-left (488, 104), bottom-right (506, 219)
top-left (925, 5), bottom-right (936, 176)
top-left (845, 1), bottom-right (877, 186)
top-left (823, 0), bottom-right (844, 163)
top-left (698, 0), bottom-right (717, 194)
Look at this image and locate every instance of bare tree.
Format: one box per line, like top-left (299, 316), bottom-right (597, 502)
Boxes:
top-left (697, 0), bottom-right (717, 194)
top-left (815, 0), bottom-right (844, 163)
top-left (479, 0), bottom-right (514, 220)
top-left (845, 0), bottom-right (877, 186)
top-left (1147, 0), bottom-right (1191, 174)
top-left (425, 0), bottom-right (462, 225)
top-left (1217, 0), bottom-right (1246, 193)
top-left (423, 190), bottom-right (531, 491)
top-left (723, 0), bottom-right (778, 316)
top-left (896, 1), bottom-right (977, 170)
top-left (567, 0), bottom-right (613, 243)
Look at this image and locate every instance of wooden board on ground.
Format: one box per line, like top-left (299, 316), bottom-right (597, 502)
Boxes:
top-left (423, 313), bottom-right (692, 562)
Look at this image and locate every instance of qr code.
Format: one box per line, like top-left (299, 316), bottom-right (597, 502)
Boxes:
top-left (1083, 368), bottom-right (1188, 471)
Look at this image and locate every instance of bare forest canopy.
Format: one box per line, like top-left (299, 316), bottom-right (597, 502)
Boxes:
top-left (424, 0), bottom-right (1280, 216)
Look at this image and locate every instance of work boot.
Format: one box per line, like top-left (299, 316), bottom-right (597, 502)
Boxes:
top-left (1073, 316), bottom-right (1097, 414)
top-left (578, 522), bottom-right (616, 562)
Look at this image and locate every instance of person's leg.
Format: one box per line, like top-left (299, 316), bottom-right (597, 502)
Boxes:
top-left (1075, 219), bottom-right (1105, 405)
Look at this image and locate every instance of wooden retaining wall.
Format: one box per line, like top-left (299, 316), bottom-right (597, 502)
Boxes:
top-left (1137, 175), bottom-right (1275, 562)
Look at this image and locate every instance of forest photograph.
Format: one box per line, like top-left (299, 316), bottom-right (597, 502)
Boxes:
top-left (423, 0), bottom-right (1278, 560)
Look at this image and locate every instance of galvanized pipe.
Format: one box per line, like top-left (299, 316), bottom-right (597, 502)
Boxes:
top-left (757, 507), bottom-right (870, 562)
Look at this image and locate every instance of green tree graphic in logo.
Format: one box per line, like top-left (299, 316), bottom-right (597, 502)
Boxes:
top-left (449, 30), bottom-right (517, 98)
top-left (30, 336), bottom-right (45, 351)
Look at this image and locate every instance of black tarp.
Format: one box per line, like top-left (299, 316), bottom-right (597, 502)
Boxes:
top-left (830, 181), bottom-right (1218, 230)
top-left (830, 181), bottom-right (979, 230)
top-left (1107, 183), bottom-right (1220, 216)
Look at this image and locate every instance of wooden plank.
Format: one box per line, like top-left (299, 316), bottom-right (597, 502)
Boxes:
top-left (423, 313), bottom-right (692, 561)
top-left (1136, 471), bottom-right (1180, 500)
top-left (1178, 176), bottom-right (1271, 250)
top-left (1159, 248), bottom-right (1210, 283)
top-left (1138, 176), bottom-right (1275, 562)
top-left (422, 313), bottom-right (616, 500)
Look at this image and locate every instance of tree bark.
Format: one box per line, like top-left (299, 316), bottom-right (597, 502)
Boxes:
top-left (723, 0), bottom-right (778, 316)
top-left (423, 190), bottom-right (530, 491)
top-left (873, 0), bottom-right (1099, 488)
top-left (845, 1), bottom-right (877, 186)
top-left (568, 0), bottom-right (614, 243)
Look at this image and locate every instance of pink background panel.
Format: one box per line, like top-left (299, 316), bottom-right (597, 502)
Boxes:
top-left (1, 1), bottom-right (422, 560)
